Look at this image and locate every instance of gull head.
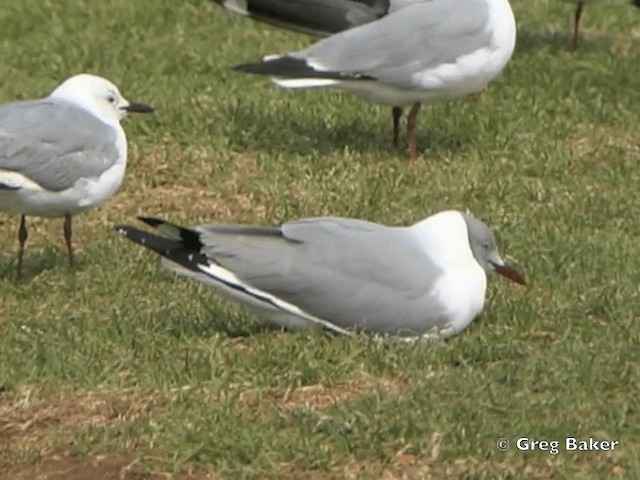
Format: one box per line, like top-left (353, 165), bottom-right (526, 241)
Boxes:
top-left (462, 213), bottom-right (526, 286)
top-left (48, 73), bottom-right (154, 124)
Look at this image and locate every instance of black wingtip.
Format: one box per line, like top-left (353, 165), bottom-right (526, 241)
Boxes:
top-left (115, 223), bottom-right (210, 276)
top-left (234, 57), bottom-right (316, 77)
top-left (134, 216), bottom-right (203, 250)
top-left (233, 61), bottom-right (281, 75)
top-left (115, 224), bottom-right (189, 258)
top-left (115, 225), bottom-right (157, 246)
top-left (137, 216), bottom-right (165, 228)
top-left (115, 225), bottom-right (134, 236)
top-left (234, 56), bottom-right (374, 81)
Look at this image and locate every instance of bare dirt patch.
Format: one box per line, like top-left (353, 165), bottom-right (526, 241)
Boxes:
top-left (0, 379), bottom-right (406, 478)
top-left (0, 387), bottom-right (214, 479)
top-left (0, 379), bottom-right (395, 457)
top-left (0, 455), bottom-right (214, 480)
top-left (0, 387), bottom-right (165, 460)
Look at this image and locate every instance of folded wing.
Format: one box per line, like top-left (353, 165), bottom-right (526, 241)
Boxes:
top-left (0, 100), bottom-right (120, 192)
top-left (121, 216), bottom-right (449, 334)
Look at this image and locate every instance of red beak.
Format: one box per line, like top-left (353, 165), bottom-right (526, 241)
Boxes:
top-left (494, 263), bottom-right (526, 285)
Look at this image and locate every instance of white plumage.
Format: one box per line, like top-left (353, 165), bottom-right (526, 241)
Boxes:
top-left (117, 210), bottom-right (526, 341)
top-left (0, 73), bottom-right (154, 278)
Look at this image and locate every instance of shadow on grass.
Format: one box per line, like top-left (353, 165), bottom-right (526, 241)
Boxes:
top-left (515, 27), bottom-right (620, 55)
top-left (191, 316), bottom-right (275, 338)
top-left (222, 99), bottom-right (475, 159)
top-left (0, 248), bottom-right (76, 283)
top-left (516, 28), bottom-right (574, 54)
top-left (163, 296), bottom-right (277, 339)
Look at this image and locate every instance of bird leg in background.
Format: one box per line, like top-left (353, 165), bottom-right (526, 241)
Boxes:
top-left (572, 1), bottom-right (585, 50)
top-left (16, 214), bottom-right (28, 279)
top-left (63, 213), bottom-right (75, 267)
top-left (392, 106), bottom-right (403, 147)
top-left (405, 102), bottom-right (422, 162)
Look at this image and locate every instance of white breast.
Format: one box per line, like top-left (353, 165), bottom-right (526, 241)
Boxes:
top-left (429, 262), bottom-right (487, 337)
top-left (76, 123), bottom-right (128, 209)
top-left (408, 211), bottom-right (489, 337)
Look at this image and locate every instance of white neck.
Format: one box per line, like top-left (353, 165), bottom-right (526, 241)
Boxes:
top-left (405, 211), bottom-right (475, 270)
top-left (48, 89), bottom-right (116, 127)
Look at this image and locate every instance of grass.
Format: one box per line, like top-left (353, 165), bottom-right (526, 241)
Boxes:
top-left (0, 0), bottom-right (639, 478)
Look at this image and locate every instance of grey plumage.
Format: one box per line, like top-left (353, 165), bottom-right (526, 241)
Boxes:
top-left (121, 216), bottom-right (449, 334)
top-left (237, 1), bottom-right (492, 90)
top-left (0, 99), bottom-right (119, 192)
top-left (0, 73), bottom-right (153, 279)
top-left (118, 210), bottom-right (526, 337)
top-left (230, 0), bottom-right (515, 162)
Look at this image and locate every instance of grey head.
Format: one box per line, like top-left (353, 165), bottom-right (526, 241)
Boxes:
top-left (462, 213), bottom-right (525, 285)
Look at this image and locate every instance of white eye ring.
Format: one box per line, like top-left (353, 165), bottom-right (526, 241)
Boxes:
top-left (107, 94), bottom-right (117, 104)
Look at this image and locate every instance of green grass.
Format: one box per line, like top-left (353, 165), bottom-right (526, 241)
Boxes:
top-left (1, 0), bottom-right (639, 478)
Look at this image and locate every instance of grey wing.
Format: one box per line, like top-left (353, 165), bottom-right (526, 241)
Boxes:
top-left (295, 0), bottom-right (491, 89)
top-left (216, 0), bottom-right (389, 37)
top-left (0, 100), bottom-right (120, 192)
top-left (197, 217), bottom-right (446, 333)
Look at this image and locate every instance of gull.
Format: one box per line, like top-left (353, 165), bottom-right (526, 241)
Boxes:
top-left (222, 0), bottom-right (516, 162)
top-left (571, 0), bottom-right (640, 50)
top-left (0, 74), bottom-right (154, 279)
top-left (116, 210), bottom-right (525, 339)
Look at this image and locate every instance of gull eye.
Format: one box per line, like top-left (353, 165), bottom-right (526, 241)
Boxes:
top-left (481, 242), bottom-right (490, 251)
top-left (106, 93), bottom-right (117, 104)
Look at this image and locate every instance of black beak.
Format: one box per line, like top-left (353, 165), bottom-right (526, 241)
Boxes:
top-left (121, 102), bottom-right (154, 113)
top-left (489, 260), bottom-right (526, 286)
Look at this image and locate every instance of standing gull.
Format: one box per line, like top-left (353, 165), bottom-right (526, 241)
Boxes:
top-left (116, 210), bottom-right (525, 339)
top-left (227, 0), bottom-right (516, 162)
top-left (0, 74), bottom-right (154, 278)
top-left (571, 0), bottom-right (640, 50)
